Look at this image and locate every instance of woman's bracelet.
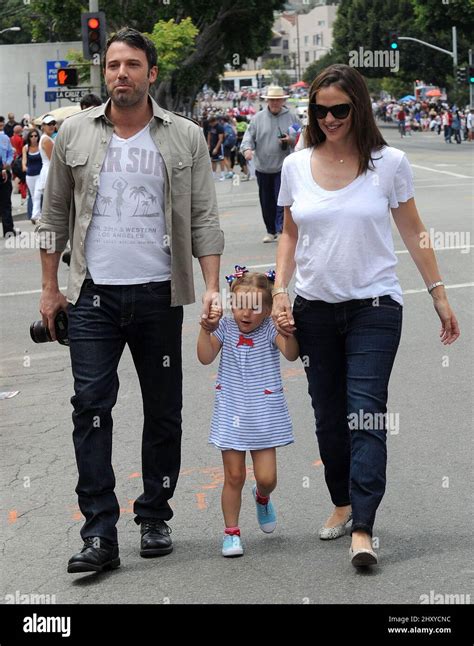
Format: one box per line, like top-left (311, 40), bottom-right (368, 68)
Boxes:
top-left (271, 287), bottom-right (289, 298)
top-left (427, 281), bottom-right (444, 294)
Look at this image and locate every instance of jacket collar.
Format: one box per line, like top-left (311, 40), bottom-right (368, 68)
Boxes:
top-left (92, 96), bottom-right (173, 125)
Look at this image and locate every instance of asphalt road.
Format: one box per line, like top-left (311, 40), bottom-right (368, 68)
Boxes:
top-left (0, 128), bottom-right (472, 609)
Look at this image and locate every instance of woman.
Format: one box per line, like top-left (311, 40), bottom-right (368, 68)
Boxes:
top-left (21, 128), bottom-right (42, 221)
top-left (272, 64), bottom-right (460, 568)
top-left (31, 115), bottom-right (56, 224)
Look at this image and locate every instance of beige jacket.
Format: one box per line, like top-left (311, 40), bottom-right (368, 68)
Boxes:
top-left (37, 97), bottom-right (224, 306)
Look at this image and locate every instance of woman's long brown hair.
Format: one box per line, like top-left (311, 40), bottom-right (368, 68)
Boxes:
top-left (305, 64), bottom-right (387, 176)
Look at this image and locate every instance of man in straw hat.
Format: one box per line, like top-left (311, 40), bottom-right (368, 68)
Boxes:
top-left (241, 85), bottom-right (300, 243)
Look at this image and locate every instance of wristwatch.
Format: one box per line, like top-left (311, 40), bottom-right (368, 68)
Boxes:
top-left (271, 287), bottom-right (289, 298)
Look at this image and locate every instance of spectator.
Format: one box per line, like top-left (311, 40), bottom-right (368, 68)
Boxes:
top-left (31, 115), bottom-right (56, 224)
top-left (4, 112), bottom-right (18, 138)
top-left (80, 93), bottom-right (102, 110)
top-left (22, 128), bottom-right (42, 221)
top-left (0, 115), bottom-right (19, 237)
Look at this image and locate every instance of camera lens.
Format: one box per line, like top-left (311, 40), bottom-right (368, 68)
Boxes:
top-left (30, 320), bottom-right (52, 344)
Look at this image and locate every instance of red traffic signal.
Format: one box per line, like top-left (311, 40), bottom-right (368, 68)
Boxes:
top-left (81, 11), bottom-right (106, 60)
top-left (57, 68), bottom-right (78, 87)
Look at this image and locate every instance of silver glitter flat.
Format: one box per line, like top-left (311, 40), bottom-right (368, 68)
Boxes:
top-left (349, 546), bottom-right (378, 567)
top-left (318, 512), bottom-right (352, 540)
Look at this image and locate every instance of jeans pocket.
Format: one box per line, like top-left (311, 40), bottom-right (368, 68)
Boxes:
top-left (144, 281), bottom-right (171, 302)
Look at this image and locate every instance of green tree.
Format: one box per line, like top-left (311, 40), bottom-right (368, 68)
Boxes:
top-left (145, 18), bottom-right (198, 80)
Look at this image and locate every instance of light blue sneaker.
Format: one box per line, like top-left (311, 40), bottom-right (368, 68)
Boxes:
top-left (252, 485), bottom-right (277, 533)
top-left (222, 533), bottom-right (244, 557)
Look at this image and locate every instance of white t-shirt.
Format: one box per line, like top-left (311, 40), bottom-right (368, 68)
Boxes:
top-left (85, 124), bottom-right (171, 284)
top-left (278, 145), bottom-right (415, 305)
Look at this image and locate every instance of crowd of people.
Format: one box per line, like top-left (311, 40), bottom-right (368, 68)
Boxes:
top-left (373, 98), bottom-right (474, 142)
top-left (0, 94), bottom-right (102, 238)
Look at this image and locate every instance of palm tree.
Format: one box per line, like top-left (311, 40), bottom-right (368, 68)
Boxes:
top-left (100, 195), bottom-right (113, 216)
top-left (130, 186), bottom-right (148, 215)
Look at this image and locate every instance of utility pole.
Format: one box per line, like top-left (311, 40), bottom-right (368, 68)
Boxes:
top-left (470, 49), bottom-right (473, 108)
top-left (89, 0), bottom-right (101, 96)
top-left (399, 26), bottom-right (457, 71)
top-left (296, 14), bottom-right (301, 81)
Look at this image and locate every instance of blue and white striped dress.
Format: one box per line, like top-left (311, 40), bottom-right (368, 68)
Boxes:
top-left (209, 316), bottom-right (294, 451)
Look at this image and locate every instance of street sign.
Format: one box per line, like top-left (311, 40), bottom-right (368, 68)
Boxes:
top-left (55, 88), bottom-right (88, 102)
top-left (44, 91), bottom-right (57, 103)
top-left (46, 60), bottom-right (68, 88)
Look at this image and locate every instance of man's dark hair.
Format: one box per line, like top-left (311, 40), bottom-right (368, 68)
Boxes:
top-left (80, 93), bottom-right (103, 110)
top-left (104, 27), bottom-right (157, 71)
top-left (0, 116), bottom-right (4, 123)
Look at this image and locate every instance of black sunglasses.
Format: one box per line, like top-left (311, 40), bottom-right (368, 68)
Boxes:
top-left (310, 103), bottom-right (351, 120)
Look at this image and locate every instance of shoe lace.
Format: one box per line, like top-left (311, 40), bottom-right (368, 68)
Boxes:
top-left (142, 520), bottom-right (171, 535)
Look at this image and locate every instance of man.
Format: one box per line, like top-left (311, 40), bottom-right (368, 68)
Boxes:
top-left (4, 112), bottom-right (18, 138)
top-left (37, 27), bottom-right (224, 573)
top-left (79, 93), bottom-right (102, 110)
top-left (240, 86), bottom-right (299, 242)
top-left (0, 116), bottom-right (18, 237)
top-left (206, 114), bottom-right (226, 180)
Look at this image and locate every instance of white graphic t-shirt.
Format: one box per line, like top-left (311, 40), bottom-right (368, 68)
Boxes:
top-left (85, 124), bottom-right (171, 284)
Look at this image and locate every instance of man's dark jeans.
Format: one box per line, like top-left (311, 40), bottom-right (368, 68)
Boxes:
top-left (293, 295), bottom-right (402, 536)
top-left (68, 280), bottom-right (183, 545)
top-left (255, 170), bottom-right (284, 235)
top-left (0, 172), bottom-right (14, 236)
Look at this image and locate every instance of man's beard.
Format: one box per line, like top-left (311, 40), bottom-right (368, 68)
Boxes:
top-left (109, 82), bottom-right (148, 108)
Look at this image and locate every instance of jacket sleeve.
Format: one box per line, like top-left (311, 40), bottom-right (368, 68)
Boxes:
top-left (36, 125), bottom-right (71, 253)
top-left (240, 118), bottom-right (256, 153)
top-left (190, 126), bottom-right (224, 258)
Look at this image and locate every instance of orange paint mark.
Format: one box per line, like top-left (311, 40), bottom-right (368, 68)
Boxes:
top-left (196, 493), bottom-right (207, 510)
top-left (128, 472), bottom-right (141, 479)
top-left (72, 512), bottom-right (82, 521)
top-left (8, 510), bottom-right (17, 524)
top-left (313, 460), bottom-right (323, 466)
top-left (202, 483), bottom-right (218, 490)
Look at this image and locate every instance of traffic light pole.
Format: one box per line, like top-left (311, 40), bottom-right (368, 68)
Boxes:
top-left (470, 49), bottom-right (473, 108)
top-left (89, 0), bottom-right (101, 96)
top-left (399, 26), bottom-right (457, 69)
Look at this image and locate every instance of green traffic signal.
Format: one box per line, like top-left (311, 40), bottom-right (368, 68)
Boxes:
top-left (389, 31), bottom-right (398, 50)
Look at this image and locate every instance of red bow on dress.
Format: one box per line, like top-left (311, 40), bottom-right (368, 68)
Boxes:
top-left (237, 335), bottom-right (254, 348)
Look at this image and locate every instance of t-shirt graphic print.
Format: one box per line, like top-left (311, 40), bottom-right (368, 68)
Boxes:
top-left (85, 124), bottom-right (171, 285)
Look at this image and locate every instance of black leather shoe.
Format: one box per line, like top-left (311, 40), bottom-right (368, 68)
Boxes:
top-left (67, 537), bottom-right (120, 573)
top-left (139, 519), bottom-right (173, 558)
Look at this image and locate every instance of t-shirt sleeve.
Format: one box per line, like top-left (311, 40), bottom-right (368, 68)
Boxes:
top-left (212, 317), bottom-right (227, 344)
top-left (265, 318), bottom-right (279, 347)
top-left (389, 154), bottom-right (415, 208)
top-left (277, 159), bottom-right (293, 206)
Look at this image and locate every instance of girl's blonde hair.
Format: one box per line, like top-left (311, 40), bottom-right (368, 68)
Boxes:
top-left (230, 272), bottom-right (273, 310)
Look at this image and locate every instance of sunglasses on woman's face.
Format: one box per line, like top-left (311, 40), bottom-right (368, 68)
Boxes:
top-left (310, 103), bottom-right (351, 120)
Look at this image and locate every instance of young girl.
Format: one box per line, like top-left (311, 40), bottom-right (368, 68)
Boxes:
top-left (197, 267), bottom-right (299, 557)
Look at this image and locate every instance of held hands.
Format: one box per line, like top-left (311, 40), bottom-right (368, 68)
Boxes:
top-left (200, 290), bottom-right (222, 333)
top-left (432, 295), bottom-right (460, 345)
top-left (272, 293), bottom-right (296, 338)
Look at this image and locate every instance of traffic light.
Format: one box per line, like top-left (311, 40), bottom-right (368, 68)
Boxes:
top-left (57, 68), bottom-right (78, 87)
top-left (389, 31), bottom-right (398, 50)
top-left (81, 11), bottom-right (106, 61)
top-left (469, 67), bottom-right (474, 84)
top-left (456, 67), bottom-right (467, 83)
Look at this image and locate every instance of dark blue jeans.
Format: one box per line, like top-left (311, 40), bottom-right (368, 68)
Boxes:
top-left (293, 295), bottom-right (402, 536)
top-left (68, 280), bottom-right (183, 544)
top-left (255, 170), bottom-right (284, 234)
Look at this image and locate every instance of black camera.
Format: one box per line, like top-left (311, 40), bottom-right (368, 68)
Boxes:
top-left (30, 310), bottom-right (69, 346)
top-left (278, 129), bottom-right (288, 151)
